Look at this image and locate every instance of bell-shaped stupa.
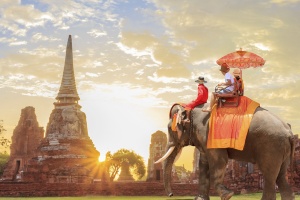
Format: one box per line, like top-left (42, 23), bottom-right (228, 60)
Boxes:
top-left (22, 35), bottom-right (100, 183)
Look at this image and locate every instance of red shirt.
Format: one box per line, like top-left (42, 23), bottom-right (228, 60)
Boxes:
top-left (185, 84), bottom-right (208, 110)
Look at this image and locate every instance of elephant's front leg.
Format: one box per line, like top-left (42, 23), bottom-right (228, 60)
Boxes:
top-left (207, 149), bottom-right (234, 200)
top-left (195, 151), bottom-right (210, 200)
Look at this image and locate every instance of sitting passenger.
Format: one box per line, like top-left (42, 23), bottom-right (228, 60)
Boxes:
top-left (202, 63), bottom-right (235, 112)
top-left (233, 68), bottom-right (244, 96)
top-left (183, 76), bottom-right (208, 123)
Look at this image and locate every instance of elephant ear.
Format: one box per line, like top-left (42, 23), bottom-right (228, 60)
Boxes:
top-left (170, 105), bottom-right (188, 141)
top-left (171, 105), bottom-right (184, 130)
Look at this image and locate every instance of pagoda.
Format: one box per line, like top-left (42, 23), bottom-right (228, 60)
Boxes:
top-left (22, 35), bottom-right (100, 183)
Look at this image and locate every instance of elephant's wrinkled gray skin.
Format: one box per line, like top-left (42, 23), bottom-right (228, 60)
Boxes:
top-left (163, 103), bottom-right (295, 200)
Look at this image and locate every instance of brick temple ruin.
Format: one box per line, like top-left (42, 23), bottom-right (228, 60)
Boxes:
top-left (2, 35), bottom-right (100, 183)
top-left (1, 107), bottom-right (44, 181)
top-left (146, 130), bottom-right (167, 181)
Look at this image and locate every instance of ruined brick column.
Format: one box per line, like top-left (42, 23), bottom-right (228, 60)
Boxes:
top-left (22, 35), bottom-right (100, 183)
top-left (1, 107), bottom-right (44, 181)
top-left (146, 131), bottom-right (167, 182)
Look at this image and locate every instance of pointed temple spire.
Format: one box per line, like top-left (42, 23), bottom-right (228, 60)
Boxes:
top-left (55, 35), bottom-right (80, 108)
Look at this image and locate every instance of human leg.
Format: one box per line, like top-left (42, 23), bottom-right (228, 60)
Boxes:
top-left (202, 93), bottom-right (216, 112)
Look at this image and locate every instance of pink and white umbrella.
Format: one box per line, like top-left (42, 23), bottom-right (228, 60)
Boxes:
top-left (216, 48), bottom-right (266, 69)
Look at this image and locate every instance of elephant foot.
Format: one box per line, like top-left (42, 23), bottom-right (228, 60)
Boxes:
top-left (281, 192), bottom-right (295, 200)
top-left (194, 194), bottom-right (210, 200)
top-left (221, 190), bottom-right (234, 200)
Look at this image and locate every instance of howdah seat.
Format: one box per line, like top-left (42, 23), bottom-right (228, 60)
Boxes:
top-left (215, 81), bottom-right (240, 108)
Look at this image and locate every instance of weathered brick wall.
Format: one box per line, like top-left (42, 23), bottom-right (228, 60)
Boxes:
top-left (0, 181), bottom-right (299, 197)
top-left (0, 182), bottom-right (198, 197)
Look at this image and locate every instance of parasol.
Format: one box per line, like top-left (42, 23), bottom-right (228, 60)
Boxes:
top-left (216, 48), bottom-right (265, 69)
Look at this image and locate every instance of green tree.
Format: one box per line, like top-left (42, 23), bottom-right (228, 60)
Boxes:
top-left (0, 120), bottom-right (10, 176)
top-left (0, 153), bottom-right (9, 176)
top-left (0, 120), bottom-right (10, 153)
top-left (105, 149), bottom-right (146, 181)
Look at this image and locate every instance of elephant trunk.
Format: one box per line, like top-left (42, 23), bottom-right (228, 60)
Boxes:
top-left (163, 146), bottom-right (181, 197)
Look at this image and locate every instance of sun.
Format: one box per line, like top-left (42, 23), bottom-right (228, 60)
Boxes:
top-left (98, 155), bottom-right (105, 162)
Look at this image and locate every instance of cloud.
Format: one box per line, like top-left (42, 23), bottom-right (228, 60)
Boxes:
top-left (270, 0), bottom-right (300, 4)
top-left (9, 41), bottom-right (27, 46)
top-left (116, 42), bottom-right (153, 58)
top-left (0, 21), bottom-right (27, 36)
top-left (0, 47), bottom-right (63, 82)
top-left (85, 72), bottom-right (99, 78)
top-left (147, 73), bottom-right (188, 84)
top-left (83, 83), bottom-right (167, 107)
top-left (0, 0), bottom-right (19, 7)
top-left (3, 4), bottom-right (53, 27)
top-left (119, 31), bottom-right (190, 78)
top-left (87, 29), bottom-right (107, 38)
top-left (0, 73), bottom-right (58, 98)
top-left (0, 37), bottom-right (21, 44)
top-left (31, 33), bottom-right (60, 42)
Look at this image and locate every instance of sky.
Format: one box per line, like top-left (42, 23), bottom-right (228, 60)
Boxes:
top-left (0, 0), bottom-right (300, 171)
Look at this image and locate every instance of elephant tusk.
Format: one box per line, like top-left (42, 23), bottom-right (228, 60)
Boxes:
top-left (154, 146), bottom-right (175, 164)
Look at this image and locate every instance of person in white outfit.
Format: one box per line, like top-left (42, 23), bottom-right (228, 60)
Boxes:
top-left (202, 63), bottom-right (235, 112)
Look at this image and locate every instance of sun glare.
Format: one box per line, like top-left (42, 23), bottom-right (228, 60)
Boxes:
top-left (80, 88), bottom-right (164, 166)
top-left (98, 155), bottom-right (105, 162)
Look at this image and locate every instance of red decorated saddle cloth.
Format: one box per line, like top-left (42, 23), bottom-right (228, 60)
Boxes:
top-left (207, 96), bottom-right (260, 150)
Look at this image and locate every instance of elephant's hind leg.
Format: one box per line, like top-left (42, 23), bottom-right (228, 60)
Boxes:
top-left (276, 159), bottom-right (295, 200)
top-left (258, 160), bottom-right (281, 200)
top-left (208, 149), bottom-right (234, 200)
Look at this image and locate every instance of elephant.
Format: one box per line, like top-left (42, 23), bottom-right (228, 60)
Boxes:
top-left (156, 103), bottom-right (296, 200)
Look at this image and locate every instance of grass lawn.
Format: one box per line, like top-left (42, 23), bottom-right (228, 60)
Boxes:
top-left (0, 194), bottom-right (299, 200)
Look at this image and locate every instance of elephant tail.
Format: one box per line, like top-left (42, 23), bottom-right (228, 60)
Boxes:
top-left (289, 135), bottom-right (296, 172)
top-left (287, 123), bottom-right (296, 170)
